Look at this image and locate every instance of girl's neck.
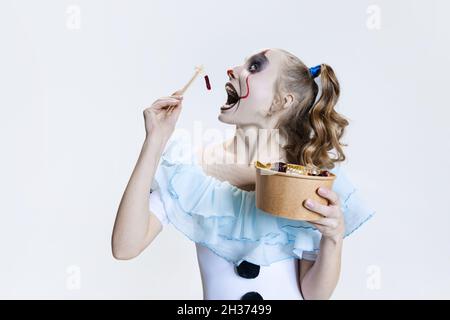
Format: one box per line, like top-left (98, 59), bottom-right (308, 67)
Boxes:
top-left (199, 125), bottom-right (287, 189)
top-left (223, 124), bottom-right (287, 166)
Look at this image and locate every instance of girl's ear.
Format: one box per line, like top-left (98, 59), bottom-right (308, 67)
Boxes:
top-left (282, 94), bottom-right (295, 110)
top-left (268, 93), bottom-right (294, 116)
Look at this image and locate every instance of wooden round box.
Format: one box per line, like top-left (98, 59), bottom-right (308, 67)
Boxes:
top-left (255, 164), bottom-right (336, 221)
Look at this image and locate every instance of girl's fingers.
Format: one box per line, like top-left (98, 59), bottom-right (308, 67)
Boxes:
top-left (159, 95), bottom-right (183, 101)
top-left (307, 222), bottom-right (325, 233)
top-left (316, 187), bottom-right (340, 206)
top-left (154, 96), bottom-right (183, 105)
top-left (153, 98), bottom-right (182, 109)
top-left (309, 218), bottom-right (338, 229)
top-left (303, 199), bottom-right (333, 217)
top-left (166, 101), bottom-right (183, 116)
top-left (156, 97), bottom-right (182, 104)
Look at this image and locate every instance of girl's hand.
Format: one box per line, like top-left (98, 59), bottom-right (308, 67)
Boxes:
top-left (303, 187), bottom-right (345, 243)
top-left (143, 92), bottom-right (183, 140)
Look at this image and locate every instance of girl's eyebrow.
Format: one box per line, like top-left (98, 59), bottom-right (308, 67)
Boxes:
top-left (244, 50), bottom-right (269, 63)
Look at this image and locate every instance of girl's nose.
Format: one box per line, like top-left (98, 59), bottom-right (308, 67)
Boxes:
top-left (227, 69), bottom-right (235, 80)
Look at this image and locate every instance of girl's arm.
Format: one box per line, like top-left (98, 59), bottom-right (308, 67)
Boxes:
top-left (111, 94), bottom-right (183, 260)
top-left (298, 187), bottom-right (345, 299)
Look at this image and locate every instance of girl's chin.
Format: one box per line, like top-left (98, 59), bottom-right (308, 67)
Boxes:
top-left (218, 101), bottom-right (239, 123)
top-left (220, 102), bottom-right (238, 112)
top-left (218, 111), bottom-right (236, 124)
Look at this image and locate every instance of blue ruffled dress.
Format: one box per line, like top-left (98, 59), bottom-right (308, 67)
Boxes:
top-left (151, 135), bottom-right (375, 266)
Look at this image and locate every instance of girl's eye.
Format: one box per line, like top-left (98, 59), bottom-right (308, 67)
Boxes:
top-left (249, 62), bottom-right (259, 72)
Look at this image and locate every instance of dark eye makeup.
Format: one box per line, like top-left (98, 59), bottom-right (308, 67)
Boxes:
top-left (246, 52), bottom-right (269, 74)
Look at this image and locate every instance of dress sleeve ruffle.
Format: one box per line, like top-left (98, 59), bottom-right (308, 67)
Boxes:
top-left (152, 136), bottom-right (375, 266)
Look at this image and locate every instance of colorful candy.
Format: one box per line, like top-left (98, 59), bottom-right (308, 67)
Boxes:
top-left (271, 162), bottom-right (287, 173)
top-left (256, 161), bottom-right (330, 177)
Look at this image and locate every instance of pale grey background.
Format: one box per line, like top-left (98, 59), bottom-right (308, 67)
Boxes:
top-left (0, 0), bottom-right (449, 299)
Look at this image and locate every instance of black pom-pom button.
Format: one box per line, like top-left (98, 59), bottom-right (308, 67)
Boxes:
top-left (241, 291), bottom-right (264, 300)
top-left (236, 260), bottom-right (260, 279)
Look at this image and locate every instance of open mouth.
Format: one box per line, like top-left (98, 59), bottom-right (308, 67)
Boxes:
top-left (221, 82), bottom-right (240, 111)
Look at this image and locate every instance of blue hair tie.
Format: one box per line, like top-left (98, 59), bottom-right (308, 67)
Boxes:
top-left (309, 65), bottom-right (321, 78)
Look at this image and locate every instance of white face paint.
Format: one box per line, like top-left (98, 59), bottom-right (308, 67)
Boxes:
top-left (218, 49), bottom-right (286, 128)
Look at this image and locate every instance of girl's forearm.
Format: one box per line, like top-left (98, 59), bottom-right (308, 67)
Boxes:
top-left (112, 133), bottom-right (168, 258)
top-left (300, 237), bottom-right (343, 300)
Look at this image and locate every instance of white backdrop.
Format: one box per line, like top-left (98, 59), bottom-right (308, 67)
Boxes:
top-left (0, 0), bottom-right (449, 299)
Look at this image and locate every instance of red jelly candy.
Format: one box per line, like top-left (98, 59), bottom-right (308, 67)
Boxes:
top-left (204, 75), bottom-right (211, 90)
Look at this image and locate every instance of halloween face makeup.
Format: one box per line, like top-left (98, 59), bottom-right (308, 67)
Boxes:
top-left (219, 49), bottom-right (285, 128)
